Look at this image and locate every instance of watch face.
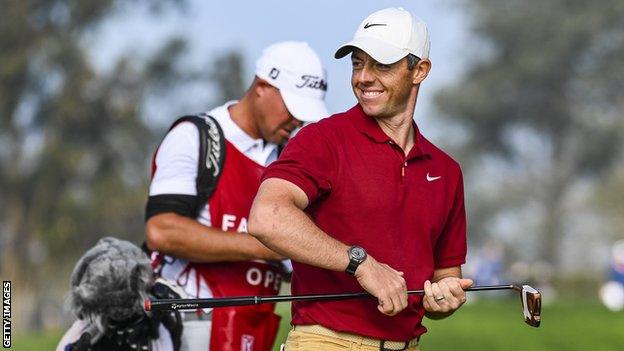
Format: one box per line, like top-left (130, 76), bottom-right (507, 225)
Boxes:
top-left (351, 247), bottom-right (366, 260)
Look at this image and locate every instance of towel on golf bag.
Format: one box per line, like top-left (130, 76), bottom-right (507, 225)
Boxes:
top-left (56, 237), bottom-right (183, 351)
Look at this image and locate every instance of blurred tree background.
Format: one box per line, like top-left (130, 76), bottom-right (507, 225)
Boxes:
top-left (435, 0), bottom-right (624, 289)
top-left (0, 0), bottom-right (245, 331)
top-left (1, 0), bottom-right (623, 347)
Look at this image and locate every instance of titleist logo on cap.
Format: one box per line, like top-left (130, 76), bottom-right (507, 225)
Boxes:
top-left (296, 75), bottom-right (327, 91)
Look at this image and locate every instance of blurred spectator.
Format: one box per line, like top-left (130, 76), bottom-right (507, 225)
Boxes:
top-left (599, 240), bottom-right (624, 312)
top-left (473, 241), bottom-right (504, 286)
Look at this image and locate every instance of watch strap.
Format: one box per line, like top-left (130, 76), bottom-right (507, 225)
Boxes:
top-left (346, 260), bottom-right (360, 276)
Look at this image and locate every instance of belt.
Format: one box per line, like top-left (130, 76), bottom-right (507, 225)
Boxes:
top-left (293, 324), bottom-right (419, 351)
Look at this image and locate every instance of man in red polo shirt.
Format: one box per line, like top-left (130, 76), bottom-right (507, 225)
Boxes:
top-left (249, 8), bottom-right (472, 350)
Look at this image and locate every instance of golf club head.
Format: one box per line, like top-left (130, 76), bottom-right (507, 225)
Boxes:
top-left (513, 284), bottom-right (541, 327)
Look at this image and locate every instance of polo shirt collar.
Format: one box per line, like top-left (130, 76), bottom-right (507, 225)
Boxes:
top-left (348, 104), bottom-right (430, 159)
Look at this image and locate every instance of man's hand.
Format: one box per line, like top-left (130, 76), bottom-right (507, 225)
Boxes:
top-left (423, 277), bottom-right (473, 316)
top-left (354, 256), bottom-right (407, 316)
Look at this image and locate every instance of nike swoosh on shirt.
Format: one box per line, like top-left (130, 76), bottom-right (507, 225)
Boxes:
top-left (426, 173), bottom-right (441, 182)
top-left (364, 23), bottom-right (387, 29)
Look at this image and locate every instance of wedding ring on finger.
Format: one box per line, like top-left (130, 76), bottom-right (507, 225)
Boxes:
top-left (434, 296), bottom-right (445, 302)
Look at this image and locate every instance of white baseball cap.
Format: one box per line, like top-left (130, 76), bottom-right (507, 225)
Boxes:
top-left (335, 8), bottom-right (430, 64)
top-left (255, 41), bottom-right (329, 122)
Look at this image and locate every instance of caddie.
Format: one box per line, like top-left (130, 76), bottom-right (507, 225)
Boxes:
top-left (144, 41), bottom-right (329, 351)
top-left (249, 8), bottom-right (472, 351)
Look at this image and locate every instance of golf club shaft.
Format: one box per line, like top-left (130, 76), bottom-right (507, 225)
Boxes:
top-left (146, 284), bottom-right (516, 311)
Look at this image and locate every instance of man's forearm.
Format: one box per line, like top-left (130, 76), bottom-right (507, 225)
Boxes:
top-left (250, 179), bottom-right (414, 316)
top-left (248, 180), bottom-right (350, 272)
top-left (145, 213), bottom-right (281, 262)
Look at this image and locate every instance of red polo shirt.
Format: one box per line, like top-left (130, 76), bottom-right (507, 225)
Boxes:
top-left (262, 104), bottom-right (467, 340)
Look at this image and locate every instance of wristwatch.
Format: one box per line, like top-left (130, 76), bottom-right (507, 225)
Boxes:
top-left (345, 246), bottom-right (367, 276)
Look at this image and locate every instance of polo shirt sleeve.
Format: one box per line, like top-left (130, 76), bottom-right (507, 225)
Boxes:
top-left (434, 169), bottom-right (467, 268)
top-left (262, 123), bottom-right (335, 204)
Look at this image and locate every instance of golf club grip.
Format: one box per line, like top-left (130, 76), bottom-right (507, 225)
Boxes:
top-left (146, 284), bottom-right (517, 311)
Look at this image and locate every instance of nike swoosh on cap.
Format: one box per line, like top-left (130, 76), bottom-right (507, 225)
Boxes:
top-left (363, 23), bottom-right (387, 29)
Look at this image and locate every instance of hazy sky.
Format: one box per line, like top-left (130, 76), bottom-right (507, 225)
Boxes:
top-left (88, 0), bottom-right (471, 134)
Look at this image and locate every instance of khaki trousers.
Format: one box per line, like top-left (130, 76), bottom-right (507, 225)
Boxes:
top-left (282, 325), bottom-right (420, 351)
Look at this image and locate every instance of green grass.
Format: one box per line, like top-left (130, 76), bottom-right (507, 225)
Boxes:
top-left (11, 329), bottom-right (64, 351)
top-left (274, 302), bottom-right (292, 350)
top-left (12, 299), bottom-right (624, 351)
top-left (420, 299), bottom-right (624, 351)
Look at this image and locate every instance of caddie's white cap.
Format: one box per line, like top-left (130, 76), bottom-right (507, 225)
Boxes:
top-left (335, 8), bottom-right (430, 64)
top-left (255, 41), bottom-right (329, 122)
